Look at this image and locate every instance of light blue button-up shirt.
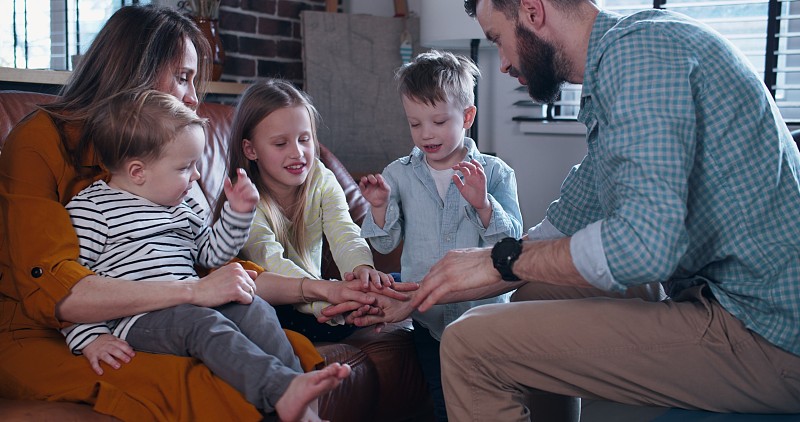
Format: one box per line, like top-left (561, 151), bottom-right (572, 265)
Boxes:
top-left (544, 9), bottom-right (800, 355)
top-left (361, 137), bottom-right (523, 340)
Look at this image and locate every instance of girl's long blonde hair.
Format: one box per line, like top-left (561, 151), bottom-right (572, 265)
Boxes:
top-left (217, 79), bottom-right (321, 269)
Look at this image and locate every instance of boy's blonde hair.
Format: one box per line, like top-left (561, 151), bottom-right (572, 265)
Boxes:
top-left (218, 79), bottom-right (321, 270)
top-left (395, 49), bottom-right (480, 109)
top-left (87, 89), bottom-right (207, 172)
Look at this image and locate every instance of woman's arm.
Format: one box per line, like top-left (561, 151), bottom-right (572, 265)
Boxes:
top-left (57, 263), bottom-right (258, 323)
top-left (0, 114), bottom-right (101, 328)
top-left (253, 271), bottom-right (376, 307)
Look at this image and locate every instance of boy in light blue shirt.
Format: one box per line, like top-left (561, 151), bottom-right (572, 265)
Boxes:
top-left (359, 50), bottom-right (523, 421)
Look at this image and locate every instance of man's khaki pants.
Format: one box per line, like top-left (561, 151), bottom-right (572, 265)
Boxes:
top-left (440, 283), bottom-right (800, 421)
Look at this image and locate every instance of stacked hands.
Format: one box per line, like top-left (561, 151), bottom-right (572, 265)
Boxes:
top-left (81, 159), bottom-right (500, 373)
top-left (341, 159), bottom-right (499, 330)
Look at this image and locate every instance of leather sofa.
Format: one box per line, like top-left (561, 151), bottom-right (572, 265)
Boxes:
top-left (0, 90), bottom-right (434, 422)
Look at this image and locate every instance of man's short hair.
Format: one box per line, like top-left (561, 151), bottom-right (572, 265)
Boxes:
top-left (464, 0), bottom-right (591, 19)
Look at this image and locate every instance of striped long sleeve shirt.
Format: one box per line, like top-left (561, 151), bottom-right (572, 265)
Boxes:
top-left (60, 180), bottom-right (254, 354)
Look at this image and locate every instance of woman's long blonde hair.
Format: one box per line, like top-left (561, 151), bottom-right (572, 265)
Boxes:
top-left (218, 79), bottom-right (321, 269)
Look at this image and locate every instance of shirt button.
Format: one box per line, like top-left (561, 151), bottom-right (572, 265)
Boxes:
top-left (31, 267), bottom-right (43, 278)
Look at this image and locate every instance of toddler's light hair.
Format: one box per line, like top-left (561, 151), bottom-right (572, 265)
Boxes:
top-left (88, 89), bottom-right (206, 172)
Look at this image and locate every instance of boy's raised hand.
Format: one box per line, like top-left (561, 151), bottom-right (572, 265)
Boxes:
top-left (358, 174), bottom-right (391, 208)
top-left (453, 159), bottom-right (490, 211)
top-left (225, 168), bottom-right (260, 213)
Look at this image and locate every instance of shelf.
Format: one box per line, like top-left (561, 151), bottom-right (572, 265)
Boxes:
top-left (0, 67), bottom-right (247, 96)
top-left (516, 119), bottom-right (587, 136)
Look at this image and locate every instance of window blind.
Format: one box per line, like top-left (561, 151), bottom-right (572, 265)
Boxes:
top-left (1, 1), bottom-right (145, 71)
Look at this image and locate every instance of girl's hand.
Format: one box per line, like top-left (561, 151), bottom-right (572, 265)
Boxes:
top-left (81, 334), bottom-right (135, 376)
top-left (224, 168), bottom-right (260, 213)
top-left (341, 274), bottom-right (418, 300)
top-left (358, 174), bottom-right (391, 208)
top-left (350, 265), bottom-right (394, 289)
top-left (322, 279), bottom-right (377, 307)
top-left (452, 159), bottom-right (490, 211)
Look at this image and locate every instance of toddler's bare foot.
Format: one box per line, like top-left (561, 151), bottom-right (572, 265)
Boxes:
top-left (275, 362), bottom-right (351, 422)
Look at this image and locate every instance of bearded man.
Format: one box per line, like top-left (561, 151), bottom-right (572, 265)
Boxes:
top-left (343, 1), bottom-right (800, 420)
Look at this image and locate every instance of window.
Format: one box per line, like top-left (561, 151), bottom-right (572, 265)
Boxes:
top-left (0, 1), bottom-right (150, 71)
top-left (512, 0), bottom-right (800, 123)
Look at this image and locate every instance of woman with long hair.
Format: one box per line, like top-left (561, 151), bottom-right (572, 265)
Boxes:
top-left (0, 6), bottom-right (269, 420)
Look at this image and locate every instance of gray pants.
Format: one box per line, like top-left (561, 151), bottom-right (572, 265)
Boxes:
top-left (440, 283), bottom-right (800, 421)
top-left (126, 297), bottom-right (302, 413)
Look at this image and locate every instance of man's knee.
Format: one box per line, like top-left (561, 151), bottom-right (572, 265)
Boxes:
top-left (441, 316), bottom-right (471, 366)
top-left (441, 304), bottom-right (503, 357)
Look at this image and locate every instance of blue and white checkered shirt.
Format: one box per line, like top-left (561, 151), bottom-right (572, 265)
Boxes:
top-left (543, 9), bottom-right (800, 356)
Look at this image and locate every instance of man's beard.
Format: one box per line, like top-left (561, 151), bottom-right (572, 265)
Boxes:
top-left (515, 23), bottom-right (569, 104)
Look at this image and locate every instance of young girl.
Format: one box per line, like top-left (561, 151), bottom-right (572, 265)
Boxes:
top-left (219, 79), bottom-right (396, 342)
top-left (0, 6), bottom-right (268, 420)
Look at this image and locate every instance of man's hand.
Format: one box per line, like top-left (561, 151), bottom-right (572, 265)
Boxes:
top-left (81, 334), bottom-right (135, 375)
top-left (224, 168), bottom-right (260, 213)
top-left (191, 263), bottom-right (258, 307)
top-left (412, 247), bottom-right (499, 312)
top-left (452, 159), bottom-right (490, 211)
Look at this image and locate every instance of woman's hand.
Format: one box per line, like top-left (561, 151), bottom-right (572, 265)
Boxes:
top-left (191, 263), bottom-right (258, 307)
top-left (81, 334), bottom-right (135, 376)
top-left (317, 302), bottom-right (380, 324)
top-left (348, 291), bottom-right (418, 330)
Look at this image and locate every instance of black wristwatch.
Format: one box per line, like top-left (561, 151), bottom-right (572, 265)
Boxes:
top-left (491, 237), bottom-right (522, 281)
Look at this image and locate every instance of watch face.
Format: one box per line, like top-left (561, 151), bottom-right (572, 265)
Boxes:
top-left (492, 238), bottom-right (522, 281)
top-left (492, 238), bottom-right (521, 263)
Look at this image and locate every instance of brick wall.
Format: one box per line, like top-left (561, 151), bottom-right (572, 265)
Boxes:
top-left (217, 0), bottom-right (330, 86)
